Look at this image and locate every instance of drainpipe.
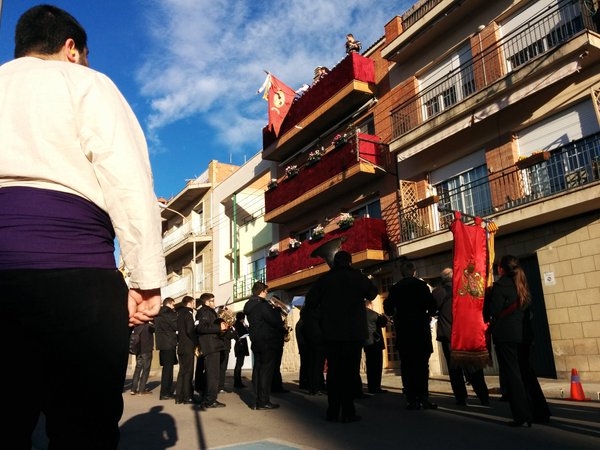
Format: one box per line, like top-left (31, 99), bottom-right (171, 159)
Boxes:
top-left (232, 193), bottom-right (238, 280)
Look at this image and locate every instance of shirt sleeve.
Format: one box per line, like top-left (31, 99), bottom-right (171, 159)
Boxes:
top-left (77, 72), bottom-right (166, 289)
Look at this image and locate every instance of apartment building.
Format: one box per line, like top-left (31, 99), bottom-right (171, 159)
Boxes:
top-left (257, 0), bottom-right (600, 382)
top-left (160, 160), bottom-right (239, 303)
top-left (375, 0), bottom-right (600, 381)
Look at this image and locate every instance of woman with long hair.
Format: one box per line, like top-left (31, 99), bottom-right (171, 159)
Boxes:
top-left (484, 255), bottom-right (533, 427)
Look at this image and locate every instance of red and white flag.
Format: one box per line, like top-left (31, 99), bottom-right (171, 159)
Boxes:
top-left (258, 72), bottom-right (295, 137)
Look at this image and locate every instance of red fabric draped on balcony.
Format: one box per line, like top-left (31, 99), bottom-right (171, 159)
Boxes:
top-left (263, 53), bottom-right (375, 146)
top-left (450, 214), bottom-right (491, 370)
top-left (265, 133), bottom-right (382, 213)
top-left (266, 217), bottom-right (387, 281)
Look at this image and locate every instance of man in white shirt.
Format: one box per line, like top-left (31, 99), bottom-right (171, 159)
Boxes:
top-left (0, 5), bottom-right (166, 448)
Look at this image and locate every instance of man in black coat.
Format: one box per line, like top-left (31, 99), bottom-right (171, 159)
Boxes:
top-left (384, 260), bottom-right (437, 410)
top-left (154, 297), bottom-right (178, 400)
top-left (175, 296), bottom-right (198, 405)
top-left (196, 293), bottom-right (229, 408)
top-left (304, 250), bottom-right (378, 423)
top-left (243, 281), bottom-right (286, 410)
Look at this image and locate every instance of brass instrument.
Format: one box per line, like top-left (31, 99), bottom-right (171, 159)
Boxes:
top-left (215, 297), bottom-right (236, 334)
top-left (269, 296), bottom-right (292, 317)
top-left (310, 236), bottom-right (347, 268)
top-left (269, 295), bottom-right (293, 342)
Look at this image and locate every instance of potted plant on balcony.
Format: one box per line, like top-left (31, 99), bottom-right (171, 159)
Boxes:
top-left (288, 237), bottom-right (301, 249)
top-left (332, 133), bottom-right (348, 148)
top-left (306, 146), bottom-right (325, 166)
top-left (336, 212), bottom-right (354, 230)
top-left (285, 164), bottom-right (299, 179)
top-left (310, 224), bottom-right (325, 240)
top-left (267, 178), bottom-right (278, 190)
top-left (267, 244), bottom-right (279, 257)
top-left (516, 151), bottom-right (550, 170)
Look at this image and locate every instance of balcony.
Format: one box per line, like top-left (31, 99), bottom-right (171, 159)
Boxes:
top-left (264, 133), bottom-right (387, 223)
top-left (397, 132), bottom-right (600, 248)
top-left (262, 52), bottom-right (376, 163)
top-left (160, 273), bottom-right (206, 300)
top-left (162, 221), bottom-right (211, 261)
top-left (266, 217), bottom-right (389, 290)
top-left (232, 267), bottom-right (266, 301)
top-left (389, 0), bottom-right (600, 143)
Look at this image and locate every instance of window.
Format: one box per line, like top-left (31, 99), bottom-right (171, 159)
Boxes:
top-left (420, 44), bottom-right (474, 120)
top-left (435, 165), bottom-right (492, 218)
top-left (351, 199), bottom-right (382, 219)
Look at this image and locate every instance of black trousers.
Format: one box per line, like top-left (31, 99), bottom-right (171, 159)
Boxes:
top-left (159, 348), bottom-right (177, 397)
top-left (495, 342), bottom-right (533, 423)
top-left (324, 340), bottom-right (362, 420)
top-left (176, 351), bottom-right (195, 403)
top-left (219, 348), bottom-right (230, 390)
top-left (234, 354), bottom-right (246, 385)
top-left (441, 341), bottom-right (489, 403)
top-left (202, 351), bottom-right (221, 405)
top-left (364, 344), bottom-right (384, 392)
top-left (399, 352), bottom-right (431, 404)
top-left (271, 344), bottom-right (284, 390)
top-left (252, 347), bottom-right (277, 405)
top-left (1, 268), bottom-right (129, 450)
top-left (306, 343), bottom-right (326, 394)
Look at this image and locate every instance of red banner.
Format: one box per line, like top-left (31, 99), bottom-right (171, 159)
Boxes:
top-left (267, 74), bottom-right (295, 137)
top-left (450, 212), bottom-right (490, 369)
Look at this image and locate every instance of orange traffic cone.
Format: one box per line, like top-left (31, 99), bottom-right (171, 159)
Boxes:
top-left (567, 368), bottom-right (591, 401)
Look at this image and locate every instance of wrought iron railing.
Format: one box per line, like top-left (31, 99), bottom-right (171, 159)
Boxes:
top-left (233, 266), bottom-right (266, 301)
top-left (391, 0), bottom-right (592, 138)
top-left (399, 131), bottom-right (600, 242)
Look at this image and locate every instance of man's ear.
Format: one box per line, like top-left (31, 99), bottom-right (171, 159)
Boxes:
top-left (65, 38), bottom-right (78, 63)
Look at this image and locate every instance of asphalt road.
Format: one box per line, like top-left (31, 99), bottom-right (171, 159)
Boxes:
top-left (33, 371), bottom-right (600, 450)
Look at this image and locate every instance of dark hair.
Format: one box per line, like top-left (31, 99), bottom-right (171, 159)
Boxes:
top-left (14, 5), bottom-right (88, 58)
top-left (400, 260), bottom-right (416, 277)
top-left (162, 297), bottom-right (174, 307)
top-left (181, 295), bottom-right (195, 307)
top-left (198, 292), bottom-right (215, 305)
top-left (236, 312), bottom-right (245, 321)
top-left (252, 281), bottom-right (268, 296)
top-left (333, 250), bottom-right (351, 268)
top-left (498, 255), bottom-right (531, 308)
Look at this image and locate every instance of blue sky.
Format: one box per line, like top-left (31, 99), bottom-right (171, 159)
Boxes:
top-left (0, 0), bottom-right (412, 199)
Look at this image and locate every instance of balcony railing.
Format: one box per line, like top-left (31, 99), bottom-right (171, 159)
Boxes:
top-left (161, 275), bottom-right (191, 299)
top-left (399, 132), bottom-right (600, 242)
top-left (232, 267), bottom-right (266, 301)
top-left (266, 217), bottom-right (388, 282)
top-left (265, 133), bottom-right (386, 218)
top-left (160, 273), bottom-right (206, 300)
top-left (163, 221), bottom-right (192, 251)
top-left (391, 0), bottom-right (593, 139)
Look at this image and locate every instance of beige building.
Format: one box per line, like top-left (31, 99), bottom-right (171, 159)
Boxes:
top-left (160, 160), bottom-right (239, 302)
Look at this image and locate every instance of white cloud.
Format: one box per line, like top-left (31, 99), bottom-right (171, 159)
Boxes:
top-left (137, 0), bottom-right (412, 154)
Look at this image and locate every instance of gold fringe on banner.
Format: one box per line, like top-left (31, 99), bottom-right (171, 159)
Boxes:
top-left (451, 349), bottom-right (492, 371)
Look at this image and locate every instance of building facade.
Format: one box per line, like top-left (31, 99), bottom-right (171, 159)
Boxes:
top-left (160, 160), bottom-right (239, 302)
top-left (376, 0), bottom-right (600, 381)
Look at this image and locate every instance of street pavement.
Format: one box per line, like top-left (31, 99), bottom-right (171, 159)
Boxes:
top-left (33, 370), bottom-right (600, 450)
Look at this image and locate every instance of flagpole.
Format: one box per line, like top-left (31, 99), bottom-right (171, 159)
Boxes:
top-left (437, 206), bottom-right (494, 224)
